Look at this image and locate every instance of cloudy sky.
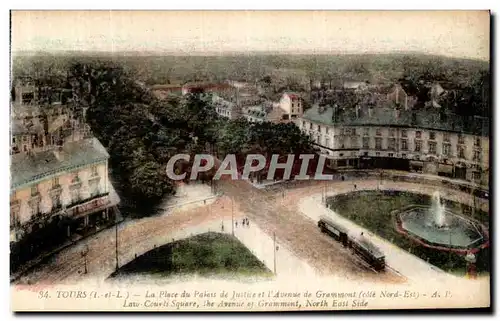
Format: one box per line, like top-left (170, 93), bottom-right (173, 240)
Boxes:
top-left (11, 11), bottom-right (490, 60)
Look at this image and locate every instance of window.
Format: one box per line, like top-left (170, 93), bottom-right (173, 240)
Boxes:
top-left (428, 142), bottom-right (436, 154)
top-left (23, 135), bottom-right (28, 142)
top-left (364, 127), bottom-right (369, 136)
top-left (90, 182), bottom-right (99, 197)
top-left (91, 166), bottom-right (99, 177)
top-left (23, 145), bottom-right (27, 152)
top-left (389, 128), bottom-right (396, 137)
top-left (52, 177), bottom-right (59, 187)
top-left (12, 137), bottom-right (16, 144)
top-left (475, 138), bottom-right (481, 147)
top-left (363, 137), bottom-right (370, 148)
top-left (388, 153), bottom-right (394, 157)
top-left (352, 128), bottom-right (356, 136)
top-left (51, 194), bottom-right (61, 209)
top-left (473, 150), bottom-right (481, 162)
top-left (416, 131), bottom-right (422, 139)
top-left (325, 127), bottom-right (329, 134)
top-left (376, 128), bottom-right (382, 136)
top-left (350, 136), bottom-right (357, 147)
top-left (401, 129), bottom-right (407, 138)
top-left (309, 123), bottom-right (312, 130)
top-left (472, 171), bottom-right (482, 181)
top-left (71, 189), bottom-right (80, 203)
top-left (31, 185), bottom-right (38, 196)
top-left (318, 125), bottom-right (321, 133)
top-left (71, 173), bottom-right (80, 184)
top-left (443, 143), bottom-right (451, 156)
top-left (415, 140), bottom-right (422, 152)
top-left (11, 206), bottom-right (20, 227)
top-left (401, 154), bottom-right (407, 158)
top-left (388, 138), bottom-right (396, 150)
top-left (401, 139), bottom-right (408, 151)
top-left (30, 200), bottom-right (40, 217)
top-left (443, 133), bottom-right (450, 142)
top-left (458, 146), bottom-right (466, 159)
top-left (429, 132), bottom-right (436, 140)
top-left (324, 137), bottom-right (330, 148)
top-left (458, 134), bottom-right (465, 144)
top-left (375, 152), bottom-right (381, 156)
top-left (375, 137), bottom-right (382, 149)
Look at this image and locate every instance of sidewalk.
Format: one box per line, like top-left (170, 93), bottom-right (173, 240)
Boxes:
top-left (10, 210), bottom-right (124, 283)
top-left (247, 179), bottom-right (286, 190)
top-left (231, 218), bottom-right (316, 278)
top-left (338, 169), bottom-right (488, 192)
top-left (297, 185), bottom-right (461, 285)
top-left (11, 183), bottom-right (218, 284)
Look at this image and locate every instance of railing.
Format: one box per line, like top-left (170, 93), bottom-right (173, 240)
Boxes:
top-left (65, 192), bottom-right (110, 210)
top-left (65, 193), bottom-right (111, 218)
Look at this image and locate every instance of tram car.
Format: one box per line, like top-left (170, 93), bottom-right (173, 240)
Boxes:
top-left (318, 216), bottom-right (349, 247)
top-left (317, 216), bottom-right (385, 271)
top-left (349, 234), bottom-right (386, 271)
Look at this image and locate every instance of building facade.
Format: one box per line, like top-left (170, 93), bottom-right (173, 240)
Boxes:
top-left (10, 139), bottom-right (114, 242)
top-left (10, 84), bottom-right (119, 250)
top-left (298, 105), bottom-right (489, 187)
top-left (279, 92), bottom-right (303, 120)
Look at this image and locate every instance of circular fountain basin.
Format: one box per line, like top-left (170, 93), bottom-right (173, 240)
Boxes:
top-left (397, 206), bottom-right (485, 250)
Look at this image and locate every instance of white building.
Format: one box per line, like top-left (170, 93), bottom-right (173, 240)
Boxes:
top-left (279, 92), bottom-right (303, 121)
top-left (298, 105), bottom-right (489, 187)
top-left (10, 85), bottom-right (120, 248)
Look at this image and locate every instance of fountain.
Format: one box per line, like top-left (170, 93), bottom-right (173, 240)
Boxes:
top-left (429, 191), bottom-right (448, 229)
top-left (395, 191), bottom-right (488, 253)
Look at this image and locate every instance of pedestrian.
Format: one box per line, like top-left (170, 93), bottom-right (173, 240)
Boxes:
top-left (341, 175), bottom-right (345, 181)
top-left (354, 184), bottom-right (357, 190)
top-left (246, 219), bottom-right (250, 227)
top-left (221, 222), bottom-right (224, 232)
top-left (235, 221), bottom-right (238, 228)
top-left (242, 218), bottom-right (245, 226)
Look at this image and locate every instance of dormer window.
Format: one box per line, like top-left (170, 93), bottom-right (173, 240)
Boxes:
top-left (31, 185), bottom-right (38, 196)
top-left (91, 166), bottom-right (99, 177)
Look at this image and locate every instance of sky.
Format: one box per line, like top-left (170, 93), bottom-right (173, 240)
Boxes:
top-left (11, 10), bottom-right (490, 60)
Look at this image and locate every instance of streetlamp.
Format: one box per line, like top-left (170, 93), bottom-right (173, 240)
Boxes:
top-left (115, 213), bottom-right (119, 271)
top-left (231, 197), bottom-right (234, 236)
top-left (273, 231), bottom-right (279, 275)
top-left (81, 244), bottom-right (89, 274)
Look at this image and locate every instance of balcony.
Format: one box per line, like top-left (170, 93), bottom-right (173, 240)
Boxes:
top-left (65, 192), bottom-right (110, 219)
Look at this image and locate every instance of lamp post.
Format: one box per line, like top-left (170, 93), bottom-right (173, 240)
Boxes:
top-left (273, 232), bottom-right (277, 275)
top-left (81, 244), bottom-right (89, 274)
top-left (115, 214), bottom-right (119, 271)
top-left (231, 197), bottom-right (234, 236)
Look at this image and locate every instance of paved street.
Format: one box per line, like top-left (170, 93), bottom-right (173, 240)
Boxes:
top-left (13, 176), bottom-right (489, 287)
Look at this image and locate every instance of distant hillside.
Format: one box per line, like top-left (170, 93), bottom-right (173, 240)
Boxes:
top-left (11, 51), bottom-right (489, 88)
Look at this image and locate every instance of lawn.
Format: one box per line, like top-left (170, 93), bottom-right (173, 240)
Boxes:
top-left (110, 232), bottom-right (272, 279)
top-left (327, 190), bottom-right (490, 276)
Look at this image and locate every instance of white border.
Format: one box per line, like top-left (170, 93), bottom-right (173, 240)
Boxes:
top-left (1, 1), bottom-right (498, 320)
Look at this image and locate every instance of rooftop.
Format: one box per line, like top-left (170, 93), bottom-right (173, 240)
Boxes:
top-left (11, 119), bottom-right (44, 135)
top-left (302, 104), bottom-right (489, 136)
top-left (11, 137), bottom-right (109, 190)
